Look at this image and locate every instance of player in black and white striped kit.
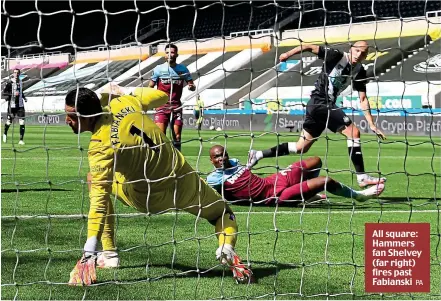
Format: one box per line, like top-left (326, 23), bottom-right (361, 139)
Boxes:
top-left (248, 41), bottom-right (387, 188)
top-left (3, 68), bottom-right (27, 145)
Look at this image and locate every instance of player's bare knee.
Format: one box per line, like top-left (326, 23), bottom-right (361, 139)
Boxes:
top-left (313, 156), bottom-right (322, 168)
top-left (297, 142), bottom-right (312, 154)
top-left (351, 125), bottom-right (360, 138)
top-left (342, 124), bottom-right (360, 139)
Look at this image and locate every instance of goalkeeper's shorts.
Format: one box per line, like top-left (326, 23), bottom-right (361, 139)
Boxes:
top-left (111, 166), bottom-right (230, 222)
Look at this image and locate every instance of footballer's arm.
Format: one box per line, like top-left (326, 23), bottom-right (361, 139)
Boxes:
top-left (149, 66), bottom-right (158, 88)
top-left (148, 79), bottom-right (156, 88)
top-left (131, 88), bottom-right (169, 111)
top-left (85, 143), bottom-right (116, 255)
top-left (69, 143), bottom-right (114, 286)
top-left (358, 91), bottom-right (386, 140)
top-left (99, 82), bottom-right (169, 112)
top-left (184, 66), bottom-right (196, 91)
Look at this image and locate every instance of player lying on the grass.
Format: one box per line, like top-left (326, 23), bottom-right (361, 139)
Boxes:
top-left (64, 85), bottom-right (252, 286)
top-left (207, 145), bottom-right (384, 204)
top-left (249, 41), bottom-right (386, 188)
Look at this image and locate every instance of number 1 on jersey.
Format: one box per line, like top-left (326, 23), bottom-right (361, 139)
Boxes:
top-left (129, 124), bottom-right (159, 153)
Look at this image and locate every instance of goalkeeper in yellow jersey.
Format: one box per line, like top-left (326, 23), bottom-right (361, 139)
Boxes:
top-left (64, 84), bottom-right (253, 286)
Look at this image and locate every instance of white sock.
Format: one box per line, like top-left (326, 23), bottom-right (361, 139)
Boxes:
top-left (288, 142), bottom-right (298, 154)
top-left (357, 173), bottom-right (367, 181)
top-left (255, 151), bottom-right (264, 160)
top-left (84, 236), bottom-right (98, 257)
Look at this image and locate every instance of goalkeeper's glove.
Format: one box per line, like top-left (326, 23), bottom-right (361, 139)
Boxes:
top-left (68, 254), bottom-right (97, 286)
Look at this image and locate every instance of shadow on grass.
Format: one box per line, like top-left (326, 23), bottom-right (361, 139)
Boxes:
top-left (231, 200), bottom-right (373, 210)
top-left (378, 196), bottom-right (440, 203)
top-left (1, 254), bottom-right (294, 285)
top-left (120, 261), bottom-right (298, 284)
top-left (1, 188), bottom-right (72, 193)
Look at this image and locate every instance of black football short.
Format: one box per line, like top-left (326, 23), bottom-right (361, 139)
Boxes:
top-left (302, 98), bottom-right (352, 138)
top-left (7, 107), bottom-right (25, 120)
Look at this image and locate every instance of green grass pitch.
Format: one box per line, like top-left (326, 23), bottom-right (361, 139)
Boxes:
top-left (1, 125), bottom-right (440, 300)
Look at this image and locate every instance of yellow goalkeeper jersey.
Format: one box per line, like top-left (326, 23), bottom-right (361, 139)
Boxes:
top-left (87, 87), bottom-right (190, 242)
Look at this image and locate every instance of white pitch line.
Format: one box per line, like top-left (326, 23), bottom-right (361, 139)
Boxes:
top-left (2, 156), bottom-right (440, 160)
top-left (1, 210), bottom-right (439, 220)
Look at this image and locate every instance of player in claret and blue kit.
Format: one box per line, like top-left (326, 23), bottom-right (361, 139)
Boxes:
top-left (149, 43), bottom-right (196, 152)
top-left (207, 145), bottom-right (384, 205)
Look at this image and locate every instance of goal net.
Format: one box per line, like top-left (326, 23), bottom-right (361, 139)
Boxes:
top-left (1, 0), bottom-right (440, 299)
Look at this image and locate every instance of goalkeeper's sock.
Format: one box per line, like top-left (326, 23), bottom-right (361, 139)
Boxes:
top-left (327, 180), bottom-right (360, 200)
top-left (215, 213), bottom-right (238, 248)
top-left (83, 236), bottom-right (98, 257)
top-left (347, 138), bottom-right (365, 175)
top-left (261, 142), bottom-right (298, 158)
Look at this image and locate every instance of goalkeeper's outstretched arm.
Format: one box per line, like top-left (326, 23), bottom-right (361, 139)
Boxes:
top-left (65, 87), bottom-right (116, 285)
top-left (97, 83), bottom-right (168, 111)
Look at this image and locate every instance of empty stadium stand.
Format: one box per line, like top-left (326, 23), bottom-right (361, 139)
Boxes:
top-left (25, 60), bottom-right (139, 97)
top-left (1, 62), bottom-right (66, 93)
top-left (189, 51), bottom-right (239, 82)
top-left (129, 1), bottom-right (302, 43)
top-left (283, 0), bottom-right (441, 30)
top-left (166, 2), bottom-right (288, 41)
top-left (210, 47), bottom-right (284, 90)
top-left (115, 56), bottom-right (163, 87)
top-left (379, 37), bottom-right (441, 82)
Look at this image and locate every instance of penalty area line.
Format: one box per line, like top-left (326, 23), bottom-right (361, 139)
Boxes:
top-left (1, 210), bottom-right (438, 220)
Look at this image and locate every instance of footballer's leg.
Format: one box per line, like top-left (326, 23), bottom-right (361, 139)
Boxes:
top-left (247, 106), bottom-right (322, 168)
top-left (154, 109), bottom-right (170, 136)
top-left (3, 114), bottom-right (12, 143)
top-left (98, 199), bottom-right (119, 269)
top-left (18, 108), bottom-right (26, 145)
top-left (282, 156), bottom-right (323, 183)
top-left (336, 114), bottom-right (386, 188)
top-left (279, 175), bottom-right (384, 203)
top-left (270, 157), bottom-right (325, 203)
top-left (171, 109), bottom-right (183, 152)
top-left (177, 171), bottom-right (253, 284)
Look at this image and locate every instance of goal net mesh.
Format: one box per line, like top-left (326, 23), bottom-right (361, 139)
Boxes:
top-left (1, 0), bottom-right (440, 299)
